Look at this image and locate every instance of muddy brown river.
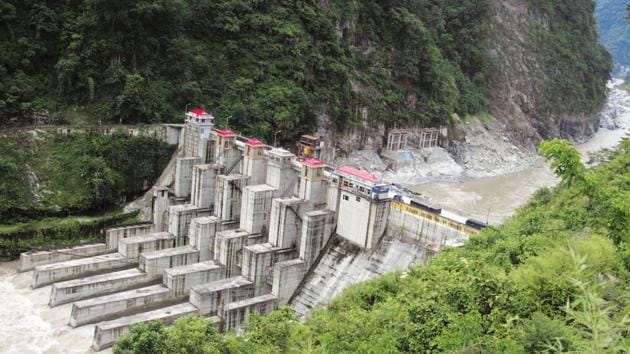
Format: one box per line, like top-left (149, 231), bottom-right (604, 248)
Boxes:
top-left (414, 80), bottom-right (630, 225)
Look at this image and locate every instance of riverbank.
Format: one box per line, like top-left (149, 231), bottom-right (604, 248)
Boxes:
top-left (413, 79), bottom-right (630, 224)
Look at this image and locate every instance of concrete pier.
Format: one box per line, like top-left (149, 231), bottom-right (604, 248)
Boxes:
top-left (240, 184), bottom-right (276, 235)
top-left (190, 164), bottom-right (221, 210)
top-left (268, 197), bottom-right (306, 249)
top-left (162, 261), bottom-right (224, 297)
top-left (241, 243), bottom-right (280, 296)
top-left (138, 246), bottom-right (200, 275)
top-left (272, 259), bottom-right (306, 306)
top-left (174, 156), bottom-right (202, 198)
top-left (117, 233), bottom-right (175, 260)
top-left (188, 216), bottom-right (221, 261)
top-left (167, 204), bottom-right (211, 246)
top-left (19, 243), bottom-right (107, 272)
top-left (70, 285), bottom-right (173, 327)
top-left (32, 253), bottom-right (136, 288)
top-left (189, 276), bottom-right (254, 316)
top-left (214, 230), bottom-right (250, 278)
top-left (49, 268), bottom-right (161, 306)
top-left (214, 174), bottom-right (248, 222)
top-left (92, 303), bottom-right (199, 351)
top-left (299, 210), bottom-right (335, 269)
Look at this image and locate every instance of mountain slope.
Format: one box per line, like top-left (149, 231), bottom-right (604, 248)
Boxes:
top-left (596, 0), bottom-right (630, 70)
top-left (0, 0), bottom-right (611, 147)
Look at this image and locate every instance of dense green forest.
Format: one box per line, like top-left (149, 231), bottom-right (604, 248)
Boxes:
top-left (596, 0), bottom-right (630, 70)
top-left (0, 0), bottom-right (611, 141)
top-left (0, 132), bottom-right (174, 224)
top-left (115, 139), bottom-right (629, 353)
top-left (529, 0), bottom-right (612, 115)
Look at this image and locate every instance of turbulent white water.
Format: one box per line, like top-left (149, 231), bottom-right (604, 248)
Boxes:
top-left (413, 79), bottom-right (630, 224)
top-left (0, 261), bottom-right (107, 354)
top-left (0, 81), bottom-right (628, 352)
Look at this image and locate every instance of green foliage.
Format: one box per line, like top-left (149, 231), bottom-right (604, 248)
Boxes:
top-left (117, 139), bottom-right (629, 352)
top-left (114, 316), bottom-right (226, 354)
top-left (0, 132), bottom-right (174, 223)
top-left (528, 0), bottom-right (612, 115)
top-left (0, 211), bottom-right (136, 259)
top-left (114, 320), bottom-right (168, 354)
top-left (539, 138), bottom-right (585, 186)
top-left (0, 0), bottom-right (495, 139)
top-left (0, 135), bottom-right (29, 216)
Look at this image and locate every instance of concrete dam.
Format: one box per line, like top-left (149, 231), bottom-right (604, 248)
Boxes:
top-left (17, 109), bottom-right (479, 351)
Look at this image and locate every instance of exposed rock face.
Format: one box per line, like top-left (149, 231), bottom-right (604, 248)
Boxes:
top-left (319, 0), bottom-right (603, 168)
top-left (487, 0), bottom-right (600, 148)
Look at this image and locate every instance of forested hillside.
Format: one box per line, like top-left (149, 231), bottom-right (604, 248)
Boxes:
top-left (596, 0), bottom-right (630, 70)
top-left (0, 133), bottom-right (174, 224)
top-left (0, 0), bottom-right (611, 142)
top-left (115, 139), bottom-right (630, 353)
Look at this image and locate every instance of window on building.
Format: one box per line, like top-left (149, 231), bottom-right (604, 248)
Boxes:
top-left (343, 195), bottom-right (349, 201)
top-left (343, 181), bottom-right (348, 187)
top-left (356, 196), bottom-right (361, 202)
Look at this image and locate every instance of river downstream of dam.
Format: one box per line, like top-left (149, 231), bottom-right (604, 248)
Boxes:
top-left (414, 79), bottom-right (630, 225)
top-left (0, 81), bottom-right (628, 353)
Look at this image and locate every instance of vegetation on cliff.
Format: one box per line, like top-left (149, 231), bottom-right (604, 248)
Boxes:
top-left (1, 0), bottom-right (610, 141)
top-left (115, 139), bottom-right (629, 353)
top-left (0, 132), bottom-right (174, 224)
top-left (596, 0), bottom-right (630, 69)
top-left (529, 0), bottom-right (612, 116)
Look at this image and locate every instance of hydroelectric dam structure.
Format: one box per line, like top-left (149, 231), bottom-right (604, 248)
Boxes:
top-left (18, 109), bottom-right (481, 351)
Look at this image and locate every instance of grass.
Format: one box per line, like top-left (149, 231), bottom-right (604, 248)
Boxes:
top-left (0, 209), bottom-right (128, 235)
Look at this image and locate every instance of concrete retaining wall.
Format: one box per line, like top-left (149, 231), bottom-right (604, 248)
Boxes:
top-left (70, 285), bottom-right (172, 327)
top-left (49, 268), bottom-right (161, 306)
top-left (19, 243), bottom-right (107, 272)
top-left (32, 253), bottom-right (136, 288)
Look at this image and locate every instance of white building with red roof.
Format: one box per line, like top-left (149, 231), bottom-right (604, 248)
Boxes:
top-left (334, 165), bottom-right (391, 249)
top-left (186, 109), bottom-right (214, 140)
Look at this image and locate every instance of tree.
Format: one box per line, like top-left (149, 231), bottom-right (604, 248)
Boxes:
top-left (113, 321), bottom-right (167, 354)
top-left (539, 139), bottom-right (585, 187)
top-left (166, 316), bottom-right (226, 354)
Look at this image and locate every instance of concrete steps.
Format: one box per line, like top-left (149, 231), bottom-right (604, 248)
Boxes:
top-left (70, 285), bottom-right (175, 327)
top-left (92, 303), bottom-right (199, 351)
top-left (32, 253), bottom-right (136, 288)
top-left (49, 268), bottom-right (161, 307)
